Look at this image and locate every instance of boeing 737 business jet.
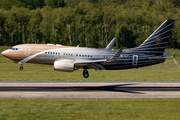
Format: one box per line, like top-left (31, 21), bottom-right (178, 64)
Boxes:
top-left (1, 19), bottom-right (175, 78)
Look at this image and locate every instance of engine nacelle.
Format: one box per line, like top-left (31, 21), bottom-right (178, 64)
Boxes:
top-left (54, 60), bottom-right (74, 72)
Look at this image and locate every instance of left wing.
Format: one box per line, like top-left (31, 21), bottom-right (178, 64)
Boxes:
top-left (74, 59), bottom-right (107, 70)
top-left (18, 51), bottom-right (45, 65)
top-left (74, 47), bottom-right (123, 70)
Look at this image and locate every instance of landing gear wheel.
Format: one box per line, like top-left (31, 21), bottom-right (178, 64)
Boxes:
top-left (19, 66), bottom-right (23, 71)
top-left (83, 69), bottom-right (89, 78)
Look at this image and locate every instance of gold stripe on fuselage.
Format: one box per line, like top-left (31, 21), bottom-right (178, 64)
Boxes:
top-left (7, 44), bottom-right (75, 63)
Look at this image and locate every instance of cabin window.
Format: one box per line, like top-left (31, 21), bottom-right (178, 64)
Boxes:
top-left (76, 54), bottom-right (78, 57)
top-left (79, 54), bottom-right (81, 57)
top-left (85, 55), bottom-right (87, 57)
top-left (45, 52), bottom-right (47, 54)
top-left (58, 53), bottom-right (60, 55)
top-left (71, 54), bottom-right (73, 56)
top-left (82, 55), bottom-right (84, 57)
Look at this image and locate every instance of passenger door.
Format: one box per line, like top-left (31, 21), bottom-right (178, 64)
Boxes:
top-left (25, 46), bottom-right (31, 56)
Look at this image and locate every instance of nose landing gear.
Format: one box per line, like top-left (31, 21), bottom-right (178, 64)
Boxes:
top-left (19, 65), bottom-right (23, 71)
top-left (83, 69), bottom-right (89, 78)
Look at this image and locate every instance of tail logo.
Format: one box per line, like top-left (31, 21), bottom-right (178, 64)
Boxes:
top-left (154, 36), bottom-right (162, 43)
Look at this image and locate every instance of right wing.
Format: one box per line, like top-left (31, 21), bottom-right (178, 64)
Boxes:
top-left (105, 38), bottom-right (116, 50)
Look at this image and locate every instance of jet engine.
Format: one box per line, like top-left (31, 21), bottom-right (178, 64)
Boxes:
top-left (54, 60), bottom-right (74, 72)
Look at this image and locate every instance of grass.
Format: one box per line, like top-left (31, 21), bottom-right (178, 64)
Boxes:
top-left (0, 46), bottom-right (180, 81)
top-left (0, 99), bottom-right (180, 120)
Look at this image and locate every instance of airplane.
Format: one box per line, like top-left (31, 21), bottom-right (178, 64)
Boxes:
top-left (1, 19), bottom-right (175, 78)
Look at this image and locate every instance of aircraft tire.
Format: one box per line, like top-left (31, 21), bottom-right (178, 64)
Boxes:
top-left (83, 69), bottom-right (89, 78)
top-left (19, 66), bottom-right (23, 71)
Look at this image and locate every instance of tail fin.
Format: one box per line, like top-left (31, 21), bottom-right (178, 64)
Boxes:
top-left (131, 19), bottom-right (175, 56)
top-left (105, 38), bottom-right (116, 50)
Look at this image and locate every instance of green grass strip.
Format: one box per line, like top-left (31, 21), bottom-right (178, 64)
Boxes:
top-left (0, 99), bottom-right (180, 120)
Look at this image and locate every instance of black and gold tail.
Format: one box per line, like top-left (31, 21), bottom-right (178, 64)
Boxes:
top-left (129, 19), bottom-right (175, 56)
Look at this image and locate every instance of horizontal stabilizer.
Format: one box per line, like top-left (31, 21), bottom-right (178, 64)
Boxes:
top-left (149, 52), bottom-right (171, 59)
top-left (149, 56), bottom-right (172, 59)
top-left (163, 52), bottom-right (170, 57)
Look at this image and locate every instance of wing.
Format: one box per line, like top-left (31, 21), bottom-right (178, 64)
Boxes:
top-left (105, 38), bottom-right (116, 50)
top-left (74, 47), bottom-right (124, 70)
top-left (18, 51), bottom-right (45, 65)
top-left (74, 59), bottom-right (107, 70)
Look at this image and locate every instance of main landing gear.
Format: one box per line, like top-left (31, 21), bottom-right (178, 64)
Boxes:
top-left (83, 69), bottom-right (89, 78)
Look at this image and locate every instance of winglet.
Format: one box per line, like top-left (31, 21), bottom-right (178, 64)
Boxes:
top-left (105, 38), bottom-right (116, 50)
top-left (106, 46), bottom-right (123, 62)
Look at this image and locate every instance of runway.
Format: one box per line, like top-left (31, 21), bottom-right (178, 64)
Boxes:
top-left (0, 81), bottom-right (180, 99)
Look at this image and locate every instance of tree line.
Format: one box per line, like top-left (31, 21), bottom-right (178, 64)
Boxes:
top-left (0, 0), bottom-right (180, 48)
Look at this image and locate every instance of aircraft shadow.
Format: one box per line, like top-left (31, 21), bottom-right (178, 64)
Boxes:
top-left (1, 84), bottom-right (180, 94)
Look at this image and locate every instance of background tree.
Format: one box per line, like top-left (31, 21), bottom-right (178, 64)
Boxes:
top-left (46, 0), bottom-right (65, 8)
top-left (1, 0), bottom-right (180, 49)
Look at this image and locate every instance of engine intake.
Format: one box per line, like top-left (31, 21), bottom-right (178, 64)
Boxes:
top-left (54, 60), bottom-right (74, 72)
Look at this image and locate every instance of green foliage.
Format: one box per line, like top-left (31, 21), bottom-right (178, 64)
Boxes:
top-left (46, 0), bottom-right (65, 8)
top-left (1, 0), bottom-right (180, 48)
top-left (0, 0), bottom-right (45, 10)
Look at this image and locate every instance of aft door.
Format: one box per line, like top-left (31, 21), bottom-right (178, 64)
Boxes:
top-left (132, 55), bottom-right (138, 65)
top-left (25, 46), bottom-right (31, 56)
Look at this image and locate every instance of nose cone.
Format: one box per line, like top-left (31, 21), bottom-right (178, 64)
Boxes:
top-left (1, 50), bottom-right (10, 58)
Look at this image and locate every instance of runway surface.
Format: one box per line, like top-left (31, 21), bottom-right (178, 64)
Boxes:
top-left (0, 81), bottom-right (180, 99)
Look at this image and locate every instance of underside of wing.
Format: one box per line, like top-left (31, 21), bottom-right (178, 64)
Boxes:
top-left (74, 59), bottom-right (107, 70)
top-left (73, 59), bottom-right (107, 64)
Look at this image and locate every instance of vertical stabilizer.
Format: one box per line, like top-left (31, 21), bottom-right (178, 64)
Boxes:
top-left (129, 19), bottom-right (175, 56)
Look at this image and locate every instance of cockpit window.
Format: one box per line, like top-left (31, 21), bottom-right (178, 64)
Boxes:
top-left (10, 48), bottom-right (19, 51)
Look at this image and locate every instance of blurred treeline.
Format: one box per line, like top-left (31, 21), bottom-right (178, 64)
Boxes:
top-left (0, 0), bottom-right (180, 48)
